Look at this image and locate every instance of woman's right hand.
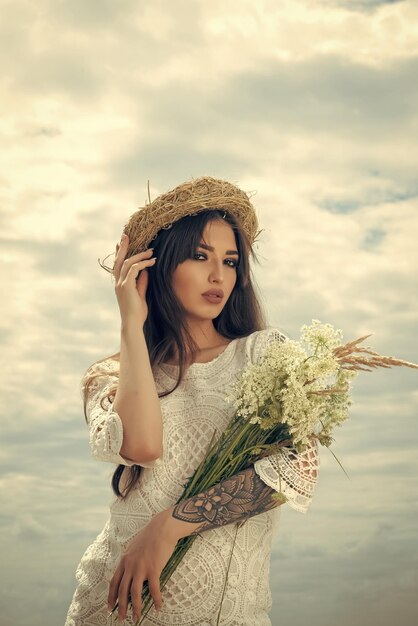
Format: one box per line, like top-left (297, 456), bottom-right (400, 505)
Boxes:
top-left (113, 234), bottom-right (157, 327)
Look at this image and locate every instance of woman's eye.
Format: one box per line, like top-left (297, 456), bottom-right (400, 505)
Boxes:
top-left (193, 253), bottom-right (237, 268)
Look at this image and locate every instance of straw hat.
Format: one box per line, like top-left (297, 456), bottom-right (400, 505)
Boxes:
top-left (120, 175), bottom-right (264, 256)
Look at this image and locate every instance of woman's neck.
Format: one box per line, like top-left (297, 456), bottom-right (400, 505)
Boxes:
top-left (165, 336), bottom-right (231, 365)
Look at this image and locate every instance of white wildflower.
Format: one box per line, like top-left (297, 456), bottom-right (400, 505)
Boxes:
top-left (301, 319), bottom-right (343, 352)
top-left (224, 320), bottom-right (361, 450)
top-left (303, 352), bottom-right (340, 381)
top-left (249, 416), bottom-right (262, 425)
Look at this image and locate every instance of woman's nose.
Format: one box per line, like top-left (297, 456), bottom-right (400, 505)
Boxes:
top-left (209, 262), bottom-right (225, 280)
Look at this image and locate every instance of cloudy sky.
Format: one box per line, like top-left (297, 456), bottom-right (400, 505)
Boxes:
top-left (1, 0), bottom-right (418, 624)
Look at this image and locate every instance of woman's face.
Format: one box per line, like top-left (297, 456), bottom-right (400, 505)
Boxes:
top-left (171, 219), bottom-right (239, 323)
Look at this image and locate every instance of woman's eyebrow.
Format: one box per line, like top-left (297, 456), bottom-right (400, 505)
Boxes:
top-left (198, 242), bottom-right (239, 256)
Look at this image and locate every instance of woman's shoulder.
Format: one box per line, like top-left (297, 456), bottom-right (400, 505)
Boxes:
top-left (81, 356), bottom-right (119, 382)
top-left (243, 326), bottom-right (289, 365)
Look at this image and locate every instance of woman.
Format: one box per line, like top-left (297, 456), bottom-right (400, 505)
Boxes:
top-left (65, 176), bottom-right (320, 625)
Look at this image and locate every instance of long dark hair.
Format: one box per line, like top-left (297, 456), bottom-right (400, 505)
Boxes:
top-left (82, 208), bottom-right (269, 499)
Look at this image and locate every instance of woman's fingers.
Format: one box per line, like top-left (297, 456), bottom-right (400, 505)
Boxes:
top-left (106, 516), bottom-right (170, 620)
top-left (107, 563), bottom-right (123, 612)
top-left (107, 571), bottom-right (162, 621)
top-left (113, 235), bottom-right (127, 281)
top-left (147, 574), bottom-right (163, 612)
top-left (131, 577), bottom-right (145, 620)
top-left (113, 235), bottom-right (154, 284)
top-left (126, 257), bottom-right (156, 284)
top-left (115, 574), bottom-right (133, 622)
top-left (130, 574), bottom-right (162, 620)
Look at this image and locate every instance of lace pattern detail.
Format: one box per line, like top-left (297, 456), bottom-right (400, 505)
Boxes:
top-left (254, 437), bottom-right (320, 514)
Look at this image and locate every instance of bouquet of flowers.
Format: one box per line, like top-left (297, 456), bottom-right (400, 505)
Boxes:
top-left (110, 320), bottom-right (418, 624)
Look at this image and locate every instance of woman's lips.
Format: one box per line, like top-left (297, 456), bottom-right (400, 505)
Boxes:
top-left (202, 294), bottom-right (223, 304)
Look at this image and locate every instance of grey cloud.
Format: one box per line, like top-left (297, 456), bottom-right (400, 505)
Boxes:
top-left (107, 143), bottom-right (253, 192)
top-left (269, 515), bottom-right (418, 626)
top-left (46, 0), bottom-right (139, 29)
top-left (1, 0), bottom-right (206, 102)
top-left (218, 55), bottom-right (418, 138)
top-left (46, 0), bottom-right (204, 41)
top-left (12, 513), bottom-right (50, 541)
top-left (140, 55), bottom-right (418, 138)
top-left (105, 54), bottom-right (418, 191)
top-left (326, 0), bottom-right (406, 13)
top-left (319, 186), bottom-right (418, 214)
top-left (0, 4), bottom-right (105, 99)
top-left (13, 49), bottom-right (105, 101)
top-left (360, 227), bottom-right (386, 249)
top-left (23, 126), bottom-right (62, 138)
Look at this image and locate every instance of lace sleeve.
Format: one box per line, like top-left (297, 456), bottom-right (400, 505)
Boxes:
top-left (82, 362), bottom-right (161, 469)
top-left (249, 328), bottom-right (320, 514)
top-left (253, 437), bottom-right (320, 514)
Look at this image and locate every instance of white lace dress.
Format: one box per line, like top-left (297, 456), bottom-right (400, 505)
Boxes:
top-left (65, 328), bottom-right (320, 626)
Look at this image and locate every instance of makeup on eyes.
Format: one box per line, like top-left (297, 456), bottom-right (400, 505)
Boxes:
top-left (194, 252), bottom-right (238, 267)
top-left (195, 243), bottom-right (240, 266)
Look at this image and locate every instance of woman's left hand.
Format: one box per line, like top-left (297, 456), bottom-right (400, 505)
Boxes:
top-left (107, 510), bottom-right (178, 622)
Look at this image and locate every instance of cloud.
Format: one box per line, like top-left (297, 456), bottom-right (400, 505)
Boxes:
top-left (326, 0), bottom-right (406, 13)
top-left (12, 513), bottom-right (50, 541)
top-left (270, 518), bottom-right (418, 625)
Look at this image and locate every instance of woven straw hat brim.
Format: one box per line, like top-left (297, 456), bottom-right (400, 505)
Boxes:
top-left (121, 175), bottom-right (263, 254)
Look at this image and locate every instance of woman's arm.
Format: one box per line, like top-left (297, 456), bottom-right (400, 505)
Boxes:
top-left (158, 437), bottom-right (319, 542)
top-left (108, 463), bottom-right (284, 618)
top-left (113, 321), bottom-right (164, 463)
top-left (109, 462), bottom-right (285, 617)
top-left (160, 464), bottom-right (282, 542)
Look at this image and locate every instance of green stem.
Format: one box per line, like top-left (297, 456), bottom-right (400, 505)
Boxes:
top-left (183, 419), bottom-right (254, 498)
top-left (216, 522), bottom-right (240, 626)
top-left (219, 442), bottom-right (272, 474)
